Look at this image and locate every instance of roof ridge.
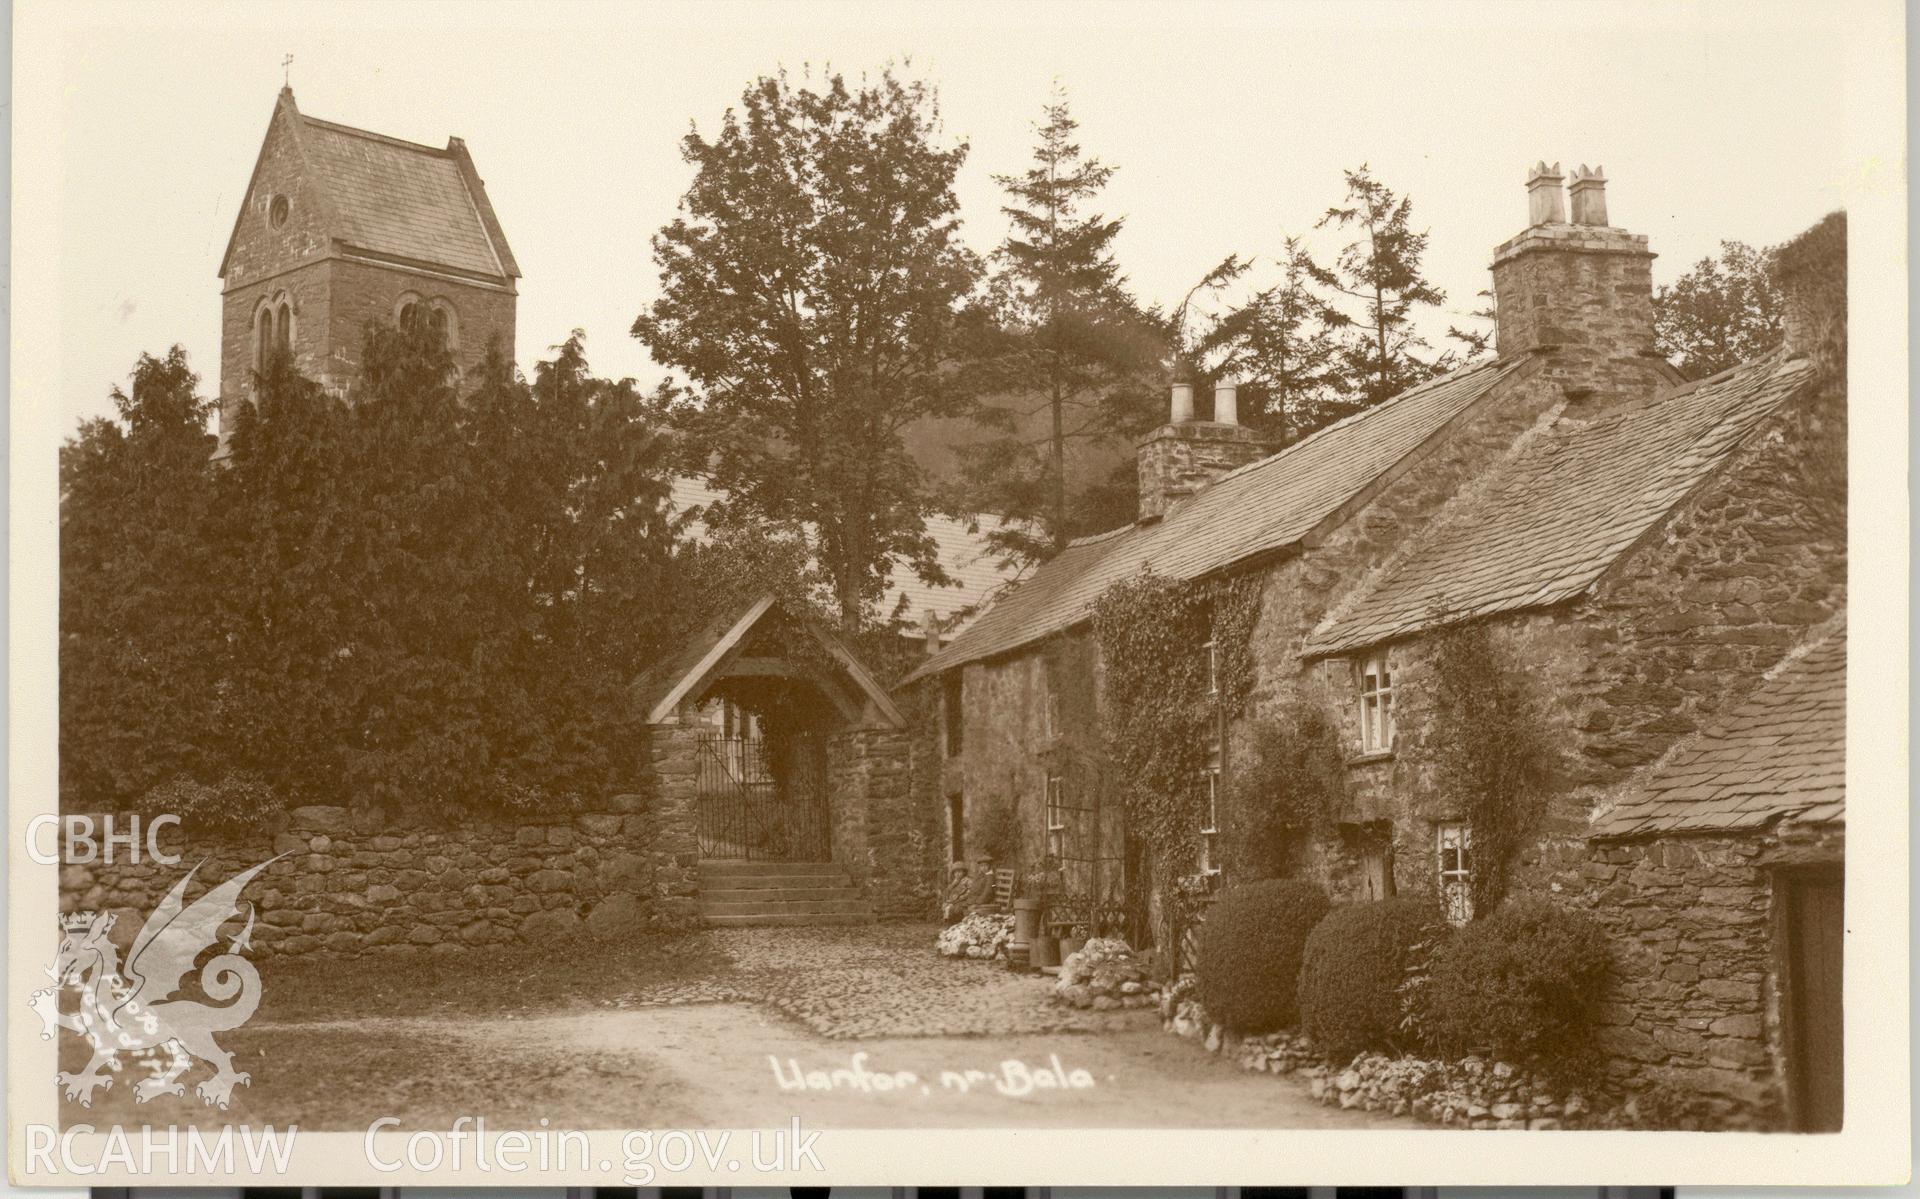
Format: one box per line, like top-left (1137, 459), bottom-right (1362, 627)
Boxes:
top-left (1202, 355), bottom-right (1511, 493)
top-left (301, 113), bottom-right (451, 157)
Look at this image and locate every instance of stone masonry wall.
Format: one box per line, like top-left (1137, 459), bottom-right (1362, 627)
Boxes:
top-left (326, 258), bottom-right (517, 388)
top-left (59, 798), bottom-right (664, 961)
top-left (846, 727), bottom-right (923, 919)
top-left (1547, 824), bottom-right (1844, 1127)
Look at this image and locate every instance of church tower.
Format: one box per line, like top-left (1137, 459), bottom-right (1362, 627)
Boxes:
top-left (216, 88), bottom-right (520, 448)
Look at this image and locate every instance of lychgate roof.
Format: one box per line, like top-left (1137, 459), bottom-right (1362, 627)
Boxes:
top-left (667, 477), bottom-right (1024, 637)
top-left (903, 356), bottom-right (1524, 682)
top-left (633, 594), bottom-right (906, 729)
top-left (1591, 620), bottom-right (1845, 838)
top-left (1304, 354), bottom-right (1815, 658)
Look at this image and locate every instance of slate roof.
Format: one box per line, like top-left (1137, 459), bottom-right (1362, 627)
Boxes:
top-left (1304, 354), bottom-right (1815, 657)
top-left (667, 477), bottom-right (1023, 637)
top-left (218, 90), bottom-right (519, 284)
top-left (1591, 621), bottom-right (1846, 837)
top-left (902, 356), bottom-right (1524, 683)
top-left (298, 116), bottom-right (515, 279)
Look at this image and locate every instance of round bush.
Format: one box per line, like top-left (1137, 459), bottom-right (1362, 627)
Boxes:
top-left (1195, 878), bottom-right (1331, 1033)
top-left (1297, 897), bottom-right (1448, 1059)
top-left (1425, 899), bottom-right (1612, 1063)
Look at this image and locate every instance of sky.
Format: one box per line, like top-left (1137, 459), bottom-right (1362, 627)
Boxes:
top-left (44, 0), bottom-right (1860, 433)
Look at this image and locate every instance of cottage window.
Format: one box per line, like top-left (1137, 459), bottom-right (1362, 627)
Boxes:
top-left (1437, 821), bottom-right (1472, 924)
top-left (943, 674), bottom-right (964, 757)
top-left (1204, 636), bottom-right (1219, 698)
top-left (1199, 737), bottom-right (1223, 875)
top-left (1045, 774), bottom-right (1067, 858)
top-left (1357, 649), bottom-right (1394, 753)
top-left (1044, 686), bottom-right (1062, 740)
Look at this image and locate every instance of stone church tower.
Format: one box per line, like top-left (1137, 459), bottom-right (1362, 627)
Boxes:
top-left (216, 87), bottom-right (520, 447)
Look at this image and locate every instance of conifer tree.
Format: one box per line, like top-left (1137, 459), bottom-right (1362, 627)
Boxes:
top-left (1201, 236), bottom-right (1352, 443)
top-left (1318, 165), bottom-right (1449, 406)
top-left (960, 87), bottom-right (1163, 563)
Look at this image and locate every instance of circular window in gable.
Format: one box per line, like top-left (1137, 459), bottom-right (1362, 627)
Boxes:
top-left (269, 195), bottom-right (290, 228)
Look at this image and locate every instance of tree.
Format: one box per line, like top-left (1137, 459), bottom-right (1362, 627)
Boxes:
top-left (1654, 240), bottom-right (1785, 379)
top-left (60, 317), bottom-right (687, 823)
top-left (1317, 165), bottom-right (1450, 406)
top-left (633, 68), bottom-right (984, 631)
top-left (959, 88), bottom-right (1165, 561)
top-left (59, 348), bottom-right (223, 810)
top-left (1200, 236), bottom-right (1352, 443)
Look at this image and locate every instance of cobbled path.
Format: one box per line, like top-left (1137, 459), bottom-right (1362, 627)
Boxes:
top-left (609, 923), bottom-right (1152, 1040)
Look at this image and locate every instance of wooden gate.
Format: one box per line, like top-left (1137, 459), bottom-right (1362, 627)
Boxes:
top-left (1780, 869), bottom-right (1843, 1131)
top-left (696, 731), bottom-right (831, 862)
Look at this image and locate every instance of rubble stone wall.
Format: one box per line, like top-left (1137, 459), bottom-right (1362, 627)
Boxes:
top-left (59, 796), bottom-right (665, 961)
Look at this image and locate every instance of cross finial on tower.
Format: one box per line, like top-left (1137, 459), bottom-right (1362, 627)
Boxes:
top-left (282, 53), bottom-right (294, 88)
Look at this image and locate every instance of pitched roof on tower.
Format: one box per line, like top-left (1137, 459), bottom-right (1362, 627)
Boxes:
top-left (218, 88), bottom-right (519, 285)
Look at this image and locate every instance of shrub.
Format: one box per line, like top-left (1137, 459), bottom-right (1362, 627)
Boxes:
top-left (145, 772), bottom-right (279, 833)
top-left (1196, 878), bottom-right (1330, 1033)
top-left (1223, 703), bottom-right (1347, 878)
top-left (1425, 899), bottom-right (1612, 1064)
top-left (1297, 897), bottom-right (1449, 1059)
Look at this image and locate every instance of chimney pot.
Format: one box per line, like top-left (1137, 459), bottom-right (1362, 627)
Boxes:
top-left (1569, 164), bottom-right (1609, 226)
top-left (1214, 379), bottom-right (1240, 426)
top-left (1170, 381), bottom-right (1195, 424)
top-left (1526, 161), bottom-right (1566, 226)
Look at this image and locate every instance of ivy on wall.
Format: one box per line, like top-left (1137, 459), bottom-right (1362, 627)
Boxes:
top-left (1091, 568), bottom-right (1263, 923)
top-left (1425, 620), bottom-right (1557, 915)
top-left (1223, 700), bottom-right (1348, 879)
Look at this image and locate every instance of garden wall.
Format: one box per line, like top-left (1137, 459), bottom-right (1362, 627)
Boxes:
top-left (58, 795), bottom-right (674, 961)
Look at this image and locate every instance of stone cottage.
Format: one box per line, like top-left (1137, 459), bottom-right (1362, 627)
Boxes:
top-left (904, 166), bottom-right (1845, 1125)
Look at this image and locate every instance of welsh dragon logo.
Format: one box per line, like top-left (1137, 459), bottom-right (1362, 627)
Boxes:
top-left (32, 857), bottom-right (277, 1109)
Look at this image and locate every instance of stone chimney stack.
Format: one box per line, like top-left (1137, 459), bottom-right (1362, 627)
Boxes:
top-left (1492, 160), bottom-right (1668, 402)
top-left (1136, 368), bottom-right (1268, 522)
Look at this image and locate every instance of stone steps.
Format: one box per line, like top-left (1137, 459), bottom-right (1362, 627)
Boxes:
top-left (696, 860), bottom-right (872, 927)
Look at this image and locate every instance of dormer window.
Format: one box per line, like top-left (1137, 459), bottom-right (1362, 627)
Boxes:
top-left (1356, 648), bottom-right (1394, 754)
top-left (269, 194), bottom-right (290, 228)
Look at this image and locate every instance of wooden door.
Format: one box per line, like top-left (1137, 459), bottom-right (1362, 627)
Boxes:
top-left (1782, 870), bottom-right (1844, 1131)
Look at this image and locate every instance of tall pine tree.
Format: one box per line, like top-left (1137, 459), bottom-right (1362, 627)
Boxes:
top-left (1201, 236), bottom-right (1351, 443)
top-left (1318, 165), bottom-right (1449, 406)
top-left (959, 88), bottom-right (1163, 563)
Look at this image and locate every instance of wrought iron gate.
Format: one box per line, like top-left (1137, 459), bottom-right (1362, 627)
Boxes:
top-left (696, 732), bottom-right (831, 861)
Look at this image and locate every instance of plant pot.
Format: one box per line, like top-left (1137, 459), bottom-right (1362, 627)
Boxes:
top-left (1059, 936), bottom-right (1086, 960)
top-left (1031, 934), bottom-right (1060, 969)
top-left (1012, 897), bottom-right (1042, 944)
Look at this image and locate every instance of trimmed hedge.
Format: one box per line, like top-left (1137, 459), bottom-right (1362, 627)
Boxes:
top-left (1297, 897), bottom-right (1448, 1059)
top-left (1196, 878), bottom-right (1330, 1033)
top-left (1425, 899), bottom-right (1612, 1063)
